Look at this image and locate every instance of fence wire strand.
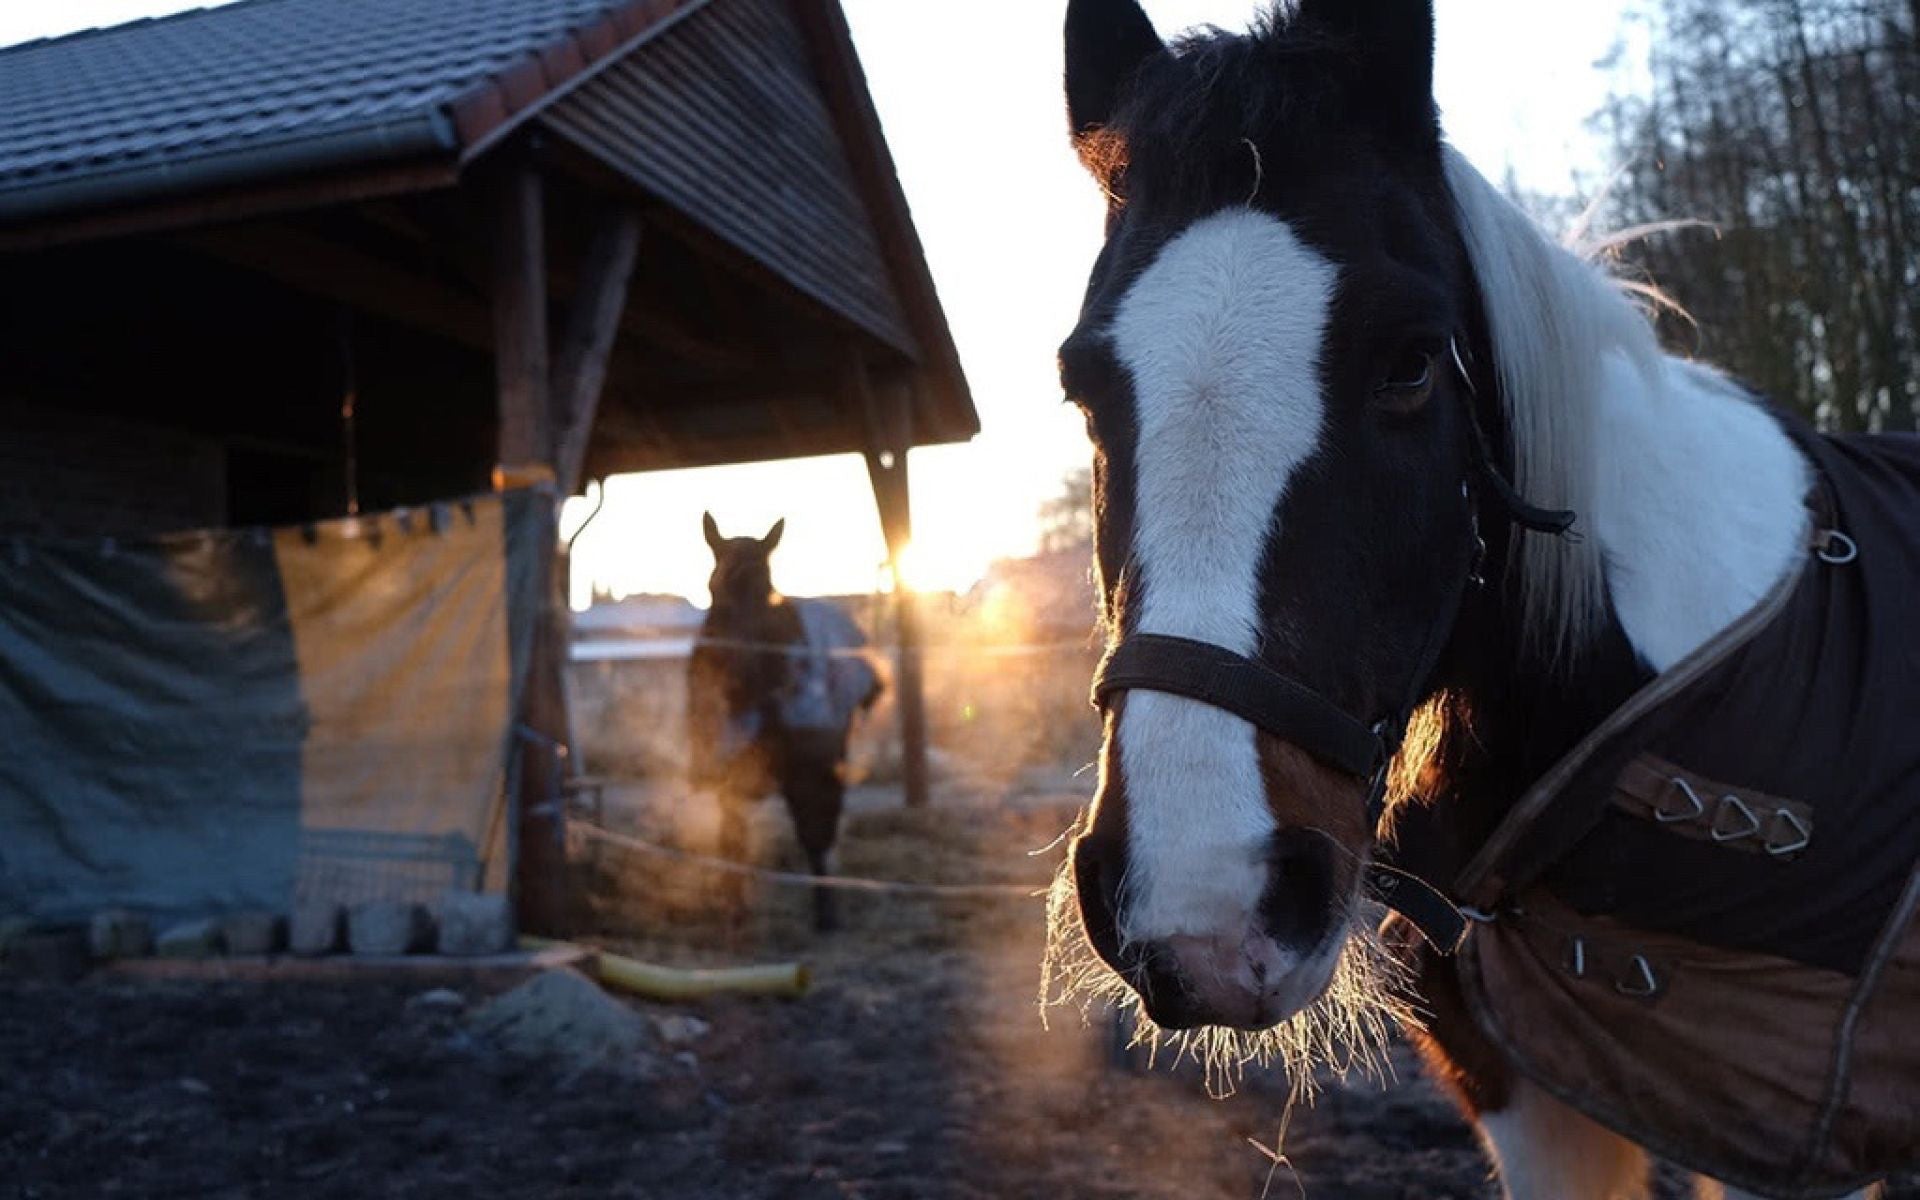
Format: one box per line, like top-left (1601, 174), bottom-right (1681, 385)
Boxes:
top-left (571, 819), bottom-right (1043, 900)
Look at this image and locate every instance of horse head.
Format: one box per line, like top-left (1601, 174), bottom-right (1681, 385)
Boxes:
top-left (1058, 0), bottom-right (1497, 1035)
top-left (703, 512), bottom-right (786, 617)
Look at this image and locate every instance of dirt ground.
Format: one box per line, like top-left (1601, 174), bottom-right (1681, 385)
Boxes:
top-left (3, 778), bottom-right (1909, 1199)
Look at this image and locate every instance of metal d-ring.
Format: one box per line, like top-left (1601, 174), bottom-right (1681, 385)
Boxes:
top-left (1816, 529), bottom-right (1858, 565)
top-left (1615, 954), bottom-right (1660, 997)
top-left (1657, 776), bottom-right (1706, 823)
top-left (1710, 794), bottom-right (1762, 842)
top-left (1764, 808), bottom-right (1813, 857)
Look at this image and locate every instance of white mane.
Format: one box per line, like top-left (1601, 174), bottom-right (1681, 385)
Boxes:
top-left (1441, 147), bottom-right (1669, 661)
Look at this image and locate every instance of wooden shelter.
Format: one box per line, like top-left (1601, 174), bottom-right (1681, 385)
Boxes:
top-left (0, 0), bottom-right (977, 927)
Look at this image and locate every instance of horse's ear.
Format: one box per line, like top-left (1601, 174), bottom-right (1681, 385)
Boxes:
top-left (702, 511), bottom-right (723, 554)
top-left (1064, 0), bottom-right (1163, 150)
top-left (761, 519), bottom-right (785, 553)
top-left (1297, 0), bottom-right (1437, 146)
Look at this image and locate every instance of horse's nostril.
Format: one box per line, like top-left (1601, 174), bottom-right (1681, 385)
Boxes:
top-left (1071, 834), bottom-right (1126, 959)
top-left (1126, 946), bottom-right (1209, 1030)
top-left (1259, 827), bottom-right (1339, 949)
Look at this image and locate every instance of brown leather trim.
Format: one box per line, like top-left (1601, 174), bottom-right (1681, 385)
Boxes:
top-left (1456, 890), bottom-right (1872, 1197)
top-left (1455, 546), bottom-right (1808, 908)
top-left (1611, 754), bottom-right (1815, 860)
top-left (1796, 863), bottom-right (1920, 1185)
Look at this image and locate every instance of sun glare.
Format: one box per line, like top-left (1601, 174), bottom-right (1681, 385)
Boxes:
top-left (890, 539), bottom-right (988, 596)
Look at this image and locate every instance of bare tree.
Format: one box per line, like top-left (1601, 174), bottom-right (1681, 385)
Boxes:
top-left (1594, 0), bottom-right (1918, 431)
top-left (1036, 467), bottom-right (1093, 555)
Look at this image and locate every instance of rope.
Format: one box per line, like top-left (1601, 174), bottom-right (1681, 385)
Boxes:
top-left (679, 635), bottom-right (1097, 659)
top-left (570, 819), bottom-right (1041, 900)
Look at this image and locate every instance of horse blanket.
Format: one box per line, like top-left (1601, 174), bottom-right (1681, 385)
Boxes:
top-left (781, 599), bottom-right (883, 735)
top-left (702, 599), bottom-right (883, 777)
top-left (1446, 426), bottom-right (1920, 1196)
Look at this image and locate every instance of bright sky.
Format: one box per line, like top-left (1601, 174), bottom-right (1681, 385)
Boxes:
top-left (3, 0), bottom-right (1642, 605)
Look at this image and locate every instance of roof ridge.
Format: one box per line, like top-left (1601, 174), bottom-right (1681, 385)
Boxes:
top-left (0, 0), bottom-right (291, 60)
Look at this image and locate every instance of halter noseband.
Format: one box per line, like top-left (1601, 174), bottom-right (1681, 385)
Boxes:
top-left (1088, 337), bottom-right (1575, 953)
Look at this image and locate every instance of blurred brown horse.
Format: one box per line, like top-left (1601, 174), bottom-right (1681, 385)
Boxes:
top-left (687, 514), bottom-right (882, 931)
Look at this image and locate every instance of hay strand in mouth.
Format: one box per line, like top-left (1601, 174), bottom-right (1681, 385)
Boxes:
top-left (1037, 812), bottom-right (1418, 1101)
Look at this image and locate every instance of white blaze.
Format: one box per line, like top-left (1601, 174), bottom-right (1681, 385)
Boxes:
top-left (1107, 208), bottom-right (1337, 942)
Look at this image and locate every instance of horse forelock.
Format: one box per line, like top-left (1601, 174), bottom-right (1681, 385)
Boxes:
top-left (1091, 11), bottom-right (1434, 219)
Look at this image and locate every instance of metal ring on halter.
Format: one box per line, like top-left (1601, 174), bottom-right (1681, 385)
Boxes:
top-left (1816, 529), bottom-right (1858, 564)
top-left (1458, 905), bottom-right (1499, 924)
top-left (1656, 776), bottom-right (1706, 823)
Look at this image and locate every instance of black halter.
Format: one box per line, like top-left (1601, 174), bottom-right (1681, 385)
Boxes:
top-left (1089, 338), bottom-right (1575, 953)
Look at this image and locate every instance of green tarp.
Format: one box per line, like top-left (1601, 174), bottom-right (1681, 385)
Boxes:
top-left (0, 490), bottom-right (546, 923)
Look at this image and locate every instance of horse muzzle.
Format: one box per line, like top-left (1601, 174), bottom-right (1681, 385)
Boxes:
top-left (1072, 824), bottom-right (1348, 1031)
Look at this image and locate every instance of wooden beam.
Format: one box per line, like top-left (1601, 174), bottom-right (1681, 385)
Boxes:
top-left (620, 295), bottom-right (759, 375)
top-left (0, 159), bottom-right (459, 255)
top-left (179, 223), bottom-right (490, 350)
top-left (486, 163), bottom-right (568, 934)
top-left (855, 356), bottom-right (930, 809)
top-left (491, 166), bottom-right (553, 474)
top-left (552, 211), bottom-right (642, 494)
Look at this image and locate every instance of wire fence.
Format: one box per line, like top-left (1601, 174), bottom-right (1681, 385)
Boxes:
top-left (570, 818), bottom-right (1043, 900)
top-left (587, 634), bottom-right (1100, 659)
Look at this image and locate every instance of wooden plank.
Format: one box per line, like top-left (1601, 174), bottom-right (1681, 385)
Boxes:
top-left (97, 944), bottom-right (593, 986)
top-left (179, 223), bottom-right (491, 350)
top-left (0, 159), bottom-right (459, 254)
top-left (790, 0), bottom-right (977, 442)
top-left (552, 210), bottom-right (642, 493)
top-left (620, 294), bottom-right (760, 374)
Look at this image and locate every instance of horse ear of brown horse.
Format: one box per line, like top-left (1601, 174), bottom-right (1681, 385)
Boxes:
top-left (702, 511), bottom-right (724, 555)
top-left (761, 519), bottom-right (785, 553)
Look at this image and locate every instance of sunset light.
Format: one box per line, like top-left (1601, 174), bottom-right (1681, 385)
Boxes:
top-left (10, 0), bottom-right (1898, 1195)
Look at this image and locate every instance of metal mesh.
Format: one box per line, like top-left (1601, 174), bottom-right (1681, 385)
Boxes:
top-left (293, 828), bottom-right (483, 907)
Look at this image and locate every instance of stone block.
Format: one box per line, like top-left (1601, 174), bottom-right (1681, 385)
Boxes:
top-left (88, 910), bottom-right (154, 959)
top-left (347, 901), bottom-right (433, 956)
top-left (406, 987), bottom-right (467, 1014)
top-left (289, 901), bottom-right (344, 957)
top-left (469, 967), bottom-right (659, 1078)
top-left (6, 927), bottom-right (90, 981)
top-left (0, 915), bottom-right (39, 959)
top-left (221, 912), bottom-right (286, 956)
top-left (433, 891), bottom-right (513, 957)
top-left (156, 918), bottom-right (224, 959)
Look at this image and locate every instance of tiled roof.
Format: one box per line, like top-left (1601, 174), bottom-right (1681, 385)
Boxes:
top-left (0, 0), bottom-right (686, 219)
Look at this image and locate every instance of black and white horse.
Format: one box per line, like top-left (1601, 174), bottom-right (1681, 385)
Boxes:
top-left (1050, 2), bottom-right (1910, 1196)
top-left (688, 514), bottom-right (881, 932)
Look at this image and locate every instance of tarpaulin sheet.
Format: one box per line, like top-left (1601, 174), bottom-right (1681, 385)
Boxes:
top-left (0, 491), bottom-right (547, 923)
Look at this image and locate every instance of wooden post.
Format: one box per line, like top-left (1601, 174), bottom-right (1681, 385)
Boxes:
top-left (857, 359), bottom-right (930, 808)
top-left (552, 212), bottom-right (643, 495)
top-left (489, 163), bottom-right (568, 933)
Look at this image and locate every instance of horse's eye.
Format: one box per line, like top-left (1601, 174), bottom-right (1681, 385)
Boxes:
top-left (1375, 347), bottom-right (1437, 414)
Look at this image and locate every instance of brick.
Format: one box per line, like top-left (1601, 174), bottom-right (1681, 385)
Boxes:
top-left (433, 892), bottom-right (513, 957)
top-left (221, 912), bottom-right (286, 956)
top-left (347, 902), bottom-right (433, 956)
top-left (88, 910), bottom-right (154, 959)
top-left (289, 901), bottom-right (345, 957)
top-left (6, 928), bottom-right (90, 981)
top-left (156, 918), bottom-right (224, 959)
